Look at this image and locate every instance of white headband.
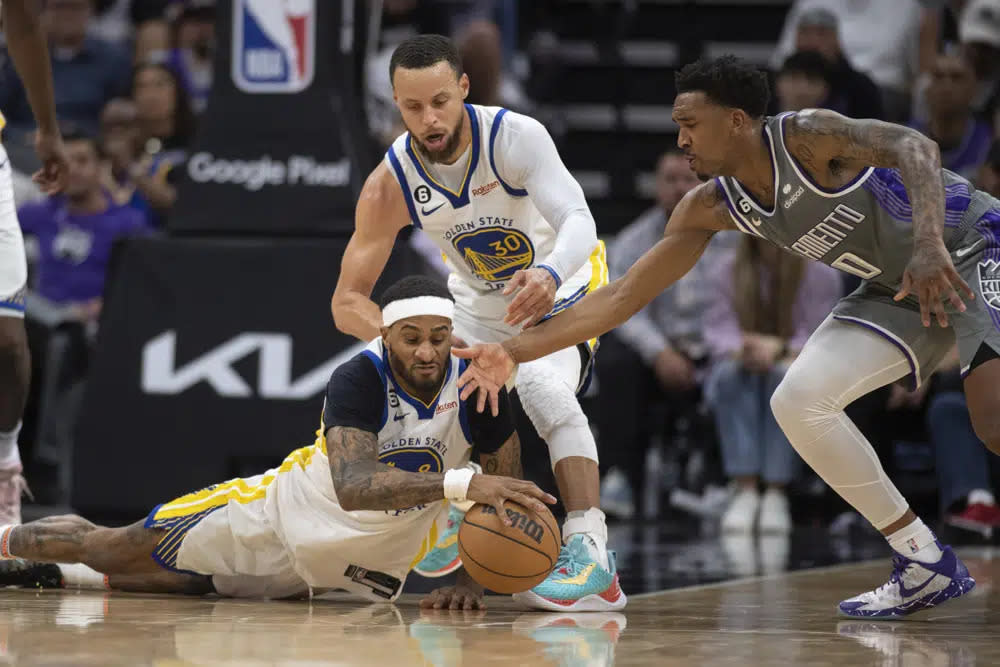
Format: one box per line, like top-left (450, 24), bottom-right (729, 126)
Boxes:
top-left (382, 296), bottom-right (455, 327)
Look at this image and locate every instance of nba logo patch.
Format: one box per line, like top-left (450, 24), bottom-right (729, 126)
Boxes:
top-left (233, 0), bottom-right (315, 93)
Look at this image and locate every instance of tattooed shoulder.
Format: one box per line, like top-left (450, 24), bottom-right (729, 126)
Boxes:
top-left (785, 109), bottom-right (918, 169)
top-left (693, 179), bottom-right (738, 232)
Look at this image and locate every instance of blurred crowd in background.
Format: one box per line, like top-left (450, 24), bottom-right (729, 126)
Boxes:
top-left (2, 0), bottom-right (1000, 558)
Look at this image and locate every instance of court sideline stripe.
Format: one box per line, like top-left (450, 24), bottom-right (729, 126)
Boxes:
top-left (628, 557), bottom-right (889, 600)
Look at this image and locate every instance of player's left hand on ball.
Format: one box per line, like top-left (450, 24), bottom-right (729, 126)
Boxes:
top-left (420, 584), bottom-right (486, 610)
top-left (503, 268), bottom-right (558, 328)
top-left (894, 240), bottom-right (974, 328)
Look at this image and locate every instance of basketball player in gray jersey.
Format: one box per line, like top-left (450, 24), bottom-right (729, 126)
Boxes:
top-left (454, 56), bottom-right (1000, 619)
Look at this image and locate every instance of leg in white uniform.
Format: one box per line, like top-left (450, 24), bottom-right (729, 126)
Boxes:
top-left (770, 316), bottom-right (975, 617)
top-left (451, 305), bottom-right (626, 612)
top-left (0, 145), bottom-right (30, 525)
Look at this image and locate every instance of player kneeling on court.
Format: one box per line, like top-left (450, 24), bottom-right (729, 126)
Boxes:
top-left (0, 276), bottom-right (554, 608)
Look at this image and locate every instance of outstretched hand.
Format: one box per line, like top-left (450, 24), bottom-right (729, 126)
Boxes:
top-left (453, 343), bottom-right (517, 415)
top-left (894, 241), bottom-right (974, 327)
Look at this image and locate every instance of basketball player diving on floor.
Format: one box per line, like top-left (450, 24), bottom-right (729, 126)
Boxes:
top-left (331, 35), bottom-right (625, 611)
top-left (0, 277), bottom-right (555, 609)
top-left (455, 56), bottom-right (1000, 619)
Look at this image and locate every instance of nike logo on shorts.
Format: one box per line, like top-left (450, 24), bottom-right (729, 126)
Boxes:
top-left (956, 239), bottom-right (985, 258)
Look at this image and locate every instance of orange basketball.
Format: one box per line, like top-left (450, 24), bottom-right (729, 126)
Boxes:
top-left (457, 501), bottom-right (561, 594)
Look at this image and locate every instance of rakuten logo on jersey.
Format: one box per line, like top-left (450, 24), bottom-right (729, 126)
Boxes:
top-left (472, 181), bottom-right (499, 197)
top-left (187, 152), bottom-right (351, 191)
top-left (436, 401), bottom-right (458, 414)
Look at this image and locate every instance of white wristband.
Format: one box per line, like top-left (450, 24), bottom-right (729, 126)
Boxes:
top-left (443, 468), bottom-right (476, 503)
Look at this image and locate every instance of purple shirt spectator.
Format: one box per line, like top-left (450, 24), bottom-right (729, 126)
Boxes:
top-left (18, 195), bottom-right (149, 304)
top-left (910, 118), bottom-right (993, 181)
top-left (703, 250), bottom-right (842, 362)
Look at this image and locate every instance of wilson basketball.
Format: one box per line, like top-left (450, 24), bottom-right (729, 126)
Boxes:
top-left (457, 501), bottom-right (561, 594)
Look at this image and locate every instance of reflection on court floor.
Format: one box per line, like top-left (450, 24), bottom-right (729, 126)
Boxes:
top-left (0, 549), bottom-right (996, 665)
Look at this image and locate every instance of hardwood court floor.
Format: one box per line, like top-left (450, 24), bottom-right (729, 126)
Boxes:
top-left (0, 550), bottom-right (997, 666)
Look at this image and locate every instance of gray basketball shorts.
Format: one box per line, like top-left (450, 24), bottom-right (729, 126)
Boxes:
top-left (832, 207), bottom-right (1000, 389)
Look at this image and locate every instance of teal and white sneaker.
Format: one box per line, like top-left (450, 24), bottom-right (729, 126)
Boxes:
top-left (513, 534), bottom-right (627, 612)
top-left (413, 504), bottom-right (465, 578)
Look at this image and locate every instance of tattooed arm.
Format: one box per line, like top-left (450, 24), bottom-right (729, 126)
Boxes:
top-left (479, 432), bottom-right (522, 478)
top-left (327, 426), bottom-right (446, 511)
top-left (785, 110), bottom-right (973, 326)
top-left (786, 109), bottom-right (944, 246)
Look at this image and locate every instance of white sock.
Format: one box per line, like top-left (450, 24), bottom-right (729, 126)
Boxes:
top-left (0, 423), bottom-right (21, 467)
top-left (886, 518), bottom-right (942, 563)
top-left (57, 563), bottom-right (109, 590)
top-left (969, 489), bottom-right (996, 507)
top-left (563, 508), bottom-right (609, 569)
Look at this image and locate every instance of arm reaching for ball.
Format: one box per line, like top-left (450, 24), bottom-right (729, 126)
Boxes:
top-left (455, 180), bottom-right (737, 414)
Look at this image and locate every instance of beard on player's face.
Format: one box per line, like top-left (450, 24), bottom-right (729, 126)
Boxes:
top-left (384, 321), bottom-right (452, 396)
top-left (413, 109), bottom-right (465, 164)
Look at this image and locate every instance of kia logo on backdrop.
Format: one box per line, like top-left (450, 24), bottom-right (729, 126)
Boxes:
top-left (233, 0), bottom-right (315, 93)
top-left (141, 331), bottom-right (366, 399)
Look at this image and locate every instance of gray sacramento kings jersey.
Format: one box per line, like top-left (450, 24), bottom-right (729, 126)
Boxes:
top-left (714, 112), bottom-right (997, 290)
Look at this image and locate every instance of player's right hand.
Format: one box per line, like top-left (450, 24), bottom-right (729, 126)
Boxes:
top-left (466, 474), bottom-right (556, 524)
top-left (32, 130), bottom-right (69, 194)
top-left (453, 342), bottom-right (516, 415)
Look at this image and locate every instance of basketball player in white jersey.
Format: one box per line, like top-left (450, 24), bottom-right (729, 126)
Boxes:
top-left (0, 0), bottom-right (69, 524)
top-left (332, 35), bottom-right (625, 612)
top-left (0, 277), bottom-right (555, 608)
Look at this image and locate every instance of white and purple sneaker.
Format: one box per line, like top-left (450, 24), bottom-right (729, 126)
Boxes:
top-left (838, 543), bottom-right (975, 619)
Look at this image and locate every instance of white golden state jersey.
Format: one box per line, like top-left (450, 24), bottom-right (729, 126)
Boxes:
top-left (385, 104), bottom-right (608, 323)
top-left (264, 337), bottom-right (475, 593)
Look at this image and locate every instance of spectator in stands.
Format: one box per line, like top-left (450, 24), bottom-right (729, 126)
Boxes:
top-left (772, 2), bottom-right (921, 120)
top-left (958, 0), bottom-right (1000, 123)
top-left (979, 139), bottom-right (1000, 197)
top-left (127, 60), bottom-right (197, 224)
top-left (136, 1), bottom-right (216, 114)
top-left (17, 130), bottom-right (149, 324)
top-left (99, 98), bottom-right (153, 225)
top-left (924, 348), bottom-right (1000, 540)
top-left (704, 236), bottom-right (840, 534)
top-left (595, 150), bottom-right (737, 518)
top-left (775, 51), bottom-right (833, 112)
top-left (911, 51), bottom-right (993, 180)
top-left (0, 0), bottom-right (130, 138)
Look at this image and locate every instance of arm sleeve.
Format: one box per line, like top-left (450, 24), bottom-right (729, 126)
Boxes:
top-left (466, 386), bottom-right (516, 455)
top-left (495, 113), bottom-right (598, 284)
top-left (323, 354), bottom-right (385, 433)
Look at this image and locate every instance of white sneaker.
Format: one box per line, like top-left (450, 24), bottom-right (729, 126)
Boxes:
top-left (838, 544), bottom-right (975, 618)
top-left (720, 487), bottom-right (759, 534)
top-left (758, 488), bottom-right (791, 534)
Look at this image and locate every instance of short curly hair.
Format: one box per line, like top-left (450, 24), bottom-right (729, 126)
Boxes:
top-left (675, 55), bottom-right (771, 119)
top-left (390, 34), bottom-right (463, 84)
top-left (378, 275), bottom-right (454, 309)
